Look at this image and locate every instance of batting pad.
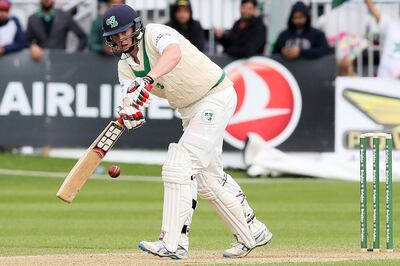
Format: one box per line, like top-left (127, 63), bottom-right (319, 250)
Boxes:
top-left (217, 173), bottom-right (255, 222)
top-left (161, 143), bottom-right (192, 252)
top-left (196, 172), bottom-right (256, 248)
top-left (182, 178), bottom-right (198, 231)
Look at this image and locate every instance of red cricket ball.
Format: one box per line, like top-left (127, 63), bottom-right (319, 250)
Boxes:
top-left (108, 165), bottom-right (120, 178)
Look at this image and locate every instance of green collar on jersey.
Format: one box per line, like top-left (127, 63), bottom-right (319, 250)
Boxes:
top-left (212, 72), bottom-right (226, 89)
top-left (132, 31), bottom-right (151, 78)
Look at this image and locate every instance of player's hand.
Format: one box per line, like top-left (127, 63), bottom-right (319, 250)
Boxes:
top-left (116, 105), bottom-right (145, 130)
top-left (125, 76), bottom-right (154, 109)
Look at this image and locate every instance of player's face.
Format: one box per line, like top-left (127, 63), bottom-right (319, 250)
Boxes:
top-left (111, 27), bottom-right (134, 52)
top-left (240, 2), bottom-right (256, 19)
top-left (175, 6), bottom-right (190, 25)
top-left (291, 11), bottom-right (307, 29)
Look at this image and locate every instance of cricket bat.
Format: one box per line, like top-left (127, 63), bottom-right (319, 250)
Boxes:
top-left (56, 119), bottom-right (125, 203)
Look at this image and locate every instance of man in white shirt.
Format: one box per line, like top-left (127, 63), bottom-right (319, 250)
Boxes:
top-left (365, 0), bottom-right (400, 78)
top-left (102, 4), bottom-right (272, 260)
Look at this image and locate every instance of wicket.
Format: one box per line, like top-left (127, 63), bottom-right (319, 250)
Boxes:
top-left (360, 133), bottom-right (393, 252)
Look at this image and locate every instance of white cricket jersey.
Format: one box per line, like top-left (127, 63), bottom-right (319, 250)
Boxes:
top-left (378, 15), bottom-right (400, 78)
top-left (118, 24), bottom-right (232, 109)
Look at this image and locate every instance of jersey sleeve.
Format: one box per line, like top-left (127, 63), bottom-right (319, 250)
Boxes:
top-left (118, 60), bottom-right (135, 96)
top-left (150, 26), bottom-right (179, 54)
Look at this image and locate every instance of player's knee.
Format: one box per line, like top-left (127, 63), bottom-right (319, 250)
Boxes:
top-left (162, 143), bottom-right (192, 184)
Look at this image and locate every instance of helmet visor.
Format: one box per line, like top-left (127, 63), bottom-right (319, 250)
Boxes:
top-left (105, 27), bottom-right (143, 55)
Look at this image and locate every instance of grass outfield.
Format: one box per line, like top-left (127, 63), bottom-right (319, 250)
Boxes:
top-left (1, 154), bottom-right (400, 265)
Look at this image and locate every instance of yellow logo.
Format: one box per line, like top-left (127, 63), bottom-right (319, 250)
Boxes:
top-left (344, 89), bottom-right (400, 126)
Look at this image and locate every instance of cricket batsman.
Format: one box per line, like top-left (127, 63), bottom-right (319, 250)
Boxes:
top-left (102, 4), bottom-right (272, 259)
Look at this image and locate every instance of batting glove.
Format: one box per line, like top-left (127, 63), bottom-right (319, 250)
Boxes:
top-left (116, 105), bottom-right (145, 130)
top-left (125, 76), bottom-right (154, 109)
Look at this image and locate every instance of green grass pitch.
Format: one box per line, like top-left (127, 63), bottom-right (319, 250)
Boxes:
top-left (0, 154), bottom-right (400, 265)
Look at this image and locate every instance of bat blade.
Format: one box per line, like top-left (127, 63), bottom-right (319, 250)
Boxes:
top-left (56, 121), bottom-right (124, 203)
top-left (56, 150), bottom-right (102, 203)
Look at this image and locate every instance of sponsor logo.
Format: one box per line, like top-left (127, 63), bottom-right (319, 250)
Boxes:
top-left (344, 89), bottom-right (400, 126)
top-left (155, 33), bottom-right (172, 46)
top-left (0, 82), bottom-right (177, 120)
top-left (223, 57), bottom-right (302, 149)
top-left (345, 130), bottom-right (400, 150)
top-left (342, 89), bottom-right (400, 150)
top-left (94, 122), bottom-right (124, 157)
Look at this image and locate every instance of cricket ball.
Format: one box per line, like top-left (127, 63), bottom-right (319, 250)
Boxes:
top-left (108, 165), bottom-right (120, 178)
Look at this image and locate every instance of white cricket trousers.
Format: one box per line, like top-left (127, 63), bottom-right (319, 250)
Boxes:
top-left (178, 86), bottom-right (236, 172)
top-left (178, 85), bottom-right (254, 220)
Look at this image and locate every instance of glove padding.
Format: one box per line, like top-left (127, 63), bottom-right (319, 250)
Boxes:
top-left (116, 105), bottom-right (145, 130)
top-left (126, 76), bottom-right (154, 109)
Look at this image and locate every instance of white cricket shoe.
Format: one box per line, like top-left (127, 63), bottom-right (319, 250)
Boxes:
top-left (223, 227), bottom-right (273, 258)
top-left (138, 240), bottom-right (187, 260)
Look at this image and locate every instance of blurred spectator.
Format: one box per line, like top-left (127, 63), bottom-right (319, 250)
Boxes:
top-left (26, 0), bottom-right (87, 61)
top-left (315, 4), bottom-right (369, 76)
top-left (335, 32), bottom-right (368, 76)
top-left (89, 0), bottom-right (125, 55)
top-left (365, 0), bottom-right (400, 78)
top-left (0, 0), bottom-right (25, 56)
top-left (214, 0), bottom-right (266, 59)
top-left (166, 0), bottom-right (205, 51)
top-left (273, 1), bottom-right (330, 60)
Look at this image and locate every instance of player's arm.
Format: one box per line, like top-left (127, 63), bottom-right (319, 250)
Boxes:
top-left (147, 27), bottom-right (182, 80)
top-left (148, 44), bottom-right (181, 80)
top-left (364, 0), bottom-right (381, 22)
